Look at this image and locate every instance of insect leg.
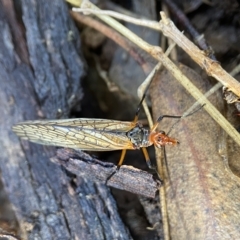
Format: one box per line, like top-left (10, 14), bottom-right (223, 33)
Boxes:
top-left (117, 149), bottom-right (127, 167)
top-left (106, 149), bottom-right (127, 184)
top-left (142, 147), bottom-right (162, 181)
top-left (141, 147), bottom-right (154, 169)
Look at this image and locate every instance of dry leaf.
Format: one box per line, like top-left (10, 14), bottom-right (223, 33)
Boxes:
top-left (150, 63), bottom-right (240, 239)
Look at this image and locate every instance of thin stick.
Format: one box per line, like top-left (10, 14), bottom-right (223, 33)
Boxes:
top-left (70, 11), bottom-right (151, 74)
top-left (137, 43), bottom-right (176, 240)
top-left (137, 42), bottom-right (177, 129)
top-left (163, 0), bottom-right (214, 58)
top-left (183, 62), bottom-right (240, 117)
top-left (159, 12), bottom-right (240, 96)
top-left (72, 3), bottom-right (240, 146)
top-left (73, 6), bottom-right (240, 98)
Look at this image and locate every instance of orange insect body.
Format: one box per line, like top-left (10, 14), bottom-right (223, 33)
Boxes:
top-left (150, 120), bottom-right (179, 147)
top-left (148, 131), bottom-right (179, 148)
top-left (125, 123), bottom-right (178, 149)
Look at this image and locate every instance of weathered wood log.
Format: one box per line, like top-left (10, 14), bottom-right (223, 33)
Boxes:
top-left (52, 148), bottom-right (159, 198)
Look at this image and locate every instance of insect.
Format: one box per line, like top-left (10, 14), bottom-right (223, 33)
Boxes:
top-left (12, 95), bottom-right (182, 170)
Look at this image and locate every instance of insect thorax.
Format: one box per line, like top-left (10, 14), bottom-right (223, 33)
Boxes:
top-left (126, 125), bottom-right (150, 149)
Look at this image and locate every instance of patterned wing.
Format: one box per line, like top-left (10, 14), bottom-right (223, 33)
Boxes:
top-left (12, 118), bottom-right (136, 151)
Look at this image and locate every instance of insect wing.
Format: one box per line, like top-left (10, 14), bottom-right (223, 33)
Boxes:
top-left (12, 118), bottom-right (135, 151)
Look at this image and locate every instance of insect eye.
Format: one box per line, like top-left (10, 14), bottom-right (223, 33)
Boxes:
top-left (157, 136), bottom-right (162, 142)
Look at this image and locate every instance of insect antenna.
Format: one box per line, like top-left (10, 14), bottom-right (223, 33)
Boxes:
top-left (166, 104), bottom-right (206, 135)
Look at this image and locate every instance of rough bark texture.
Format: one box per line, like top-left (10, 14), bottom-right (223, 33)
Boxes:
top-left (0, 0), bottom-right (132, 239)
top-left (52, 149), bottom-right (159, 199)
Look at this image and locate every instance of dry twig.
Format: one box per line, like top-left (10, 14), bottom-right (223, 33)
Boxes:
top-left (51, 148), bottom-right (160, 198)
top-left (72, 1), bottom-right (240, 150)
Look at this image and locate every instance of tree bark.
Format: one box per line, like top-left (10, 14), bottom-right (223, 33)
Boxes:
top-left (0, 0), bottom-right (132, 239)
